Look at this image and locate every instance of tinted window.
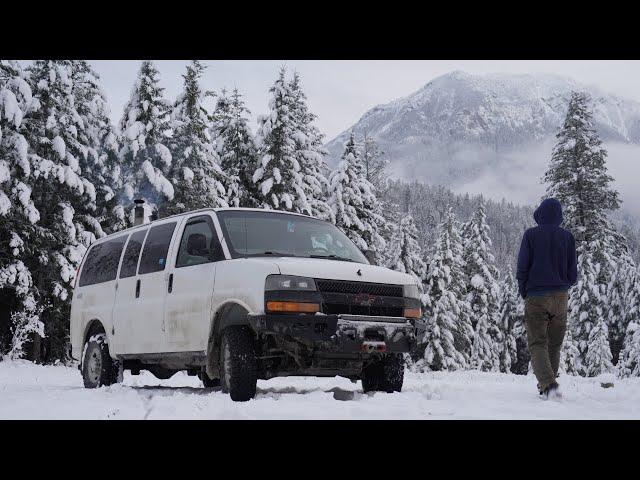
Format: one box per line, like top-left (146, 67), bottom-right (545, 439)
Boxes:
top-left (119, 229), bottom-right (148, 279)
top-left (79, 236), bottom-right (127, 287)
top-left (176, 216), bottom-right (224, 268)
top-left (138, 222), bottom-right (177, 274)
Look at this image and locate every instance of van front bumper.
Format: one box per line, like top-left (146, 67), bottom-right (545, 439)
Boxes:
top-left (247, 313), bottom-right (415, 353)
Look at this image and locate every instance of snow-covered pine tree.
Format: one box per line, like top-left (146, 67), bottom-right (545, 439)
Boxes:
top-left (327, 132), bottom-right (386, 264)
top-left (70, 61), bottom-right (126, 234)
top-left (568, 239), bottom-right (612, 374)
top-left (544, 91), bottom-right (621, 246)
top-left (585, 314), bottom-right (614, 377)
top-left (0, 60), bottom-right (44, 358)
top-left (616, 268), bottom-right (640, 377)
top-left (511, 282), bottom-right (529, 375)
top-left (384, 214), bottom-right (427, 283)
top-left (210, 88), bottom-right (258, 207)
top-left (463, 200), bottom-right (502, 371)
top-left (604, 260), bottom-right (638, 365)
top-left (166, 60), bottom-right (227, 215)
top-left (421, 208), bottom-right (470, 371)
top-left (618, 321), bottom-right (640, 378)
top-left (497, 272), bottom-right (519, 374)
top-left (19, 60), bottom-right (104, 362)
top-left (357, 132), bottom-right (388, 190)
top-left (559, 328), bottom-right (582, 376)
top-left (252, 68), bottom-right (306, 213)
top-left (288, 72), bottom-right (333, 221)
top-left (119, 61), bottom-right (174, 220)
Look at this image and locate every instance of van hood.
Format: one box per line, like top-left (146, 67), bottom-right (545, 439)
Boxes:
top-left (240, 256), bottom-right (416, 285)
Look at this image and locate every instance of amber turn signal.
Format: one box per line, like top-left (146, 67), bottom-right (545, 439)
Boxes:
top-left (266, 301), bottom-right (320, 314)
top-left (403, 307), bottom-right (422, 318)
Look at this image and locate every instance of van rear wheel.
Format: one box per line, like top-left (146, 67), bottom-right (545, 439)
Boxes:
top-left (81, 333), bottom-right (119, 388)
top-left (220, 326), bottom-right (257, 401)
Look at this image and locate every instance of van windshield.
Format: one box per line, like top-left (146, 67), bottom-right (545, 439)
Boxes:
top-left (216, 210), bottom-right (369, 264)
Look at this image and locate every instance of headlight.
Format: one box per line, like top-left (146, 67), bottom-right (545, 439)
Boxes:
top-left (265, 275), bottom-right (317, 291)
top-left (403, 284), bottom-right (420, 300)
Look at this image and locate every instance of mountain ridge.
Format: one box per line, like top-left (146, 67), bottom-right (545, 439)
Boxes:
top-left (325, 71), bottom-right (640, 187)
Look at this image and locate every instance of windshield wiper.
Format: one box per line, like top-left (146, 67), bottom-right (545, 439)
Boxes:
top-left (309, 254), bottom-right (354, 262)
top-left (255, 251), bottom-right (294, 257)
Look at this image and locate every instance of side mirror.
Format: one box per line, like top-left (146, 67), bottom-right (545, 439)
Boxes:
top-left (363, 249), bottom-right (376, 265)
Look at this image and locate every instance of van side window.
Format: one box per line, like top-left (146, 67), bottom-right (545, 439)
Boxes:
top-left (119, 229), bottom-right (148, 279)
top-left (79, 236), bottom-right (127, 287)
top-left (138, 222), bottom-right (177, 275)
top-left (176, 215), bottom-right (224, 268)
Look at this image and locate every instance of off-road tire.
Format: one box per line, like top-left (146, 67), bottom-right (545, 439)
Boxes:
top-left (81, 333), bottom-right (119, 388)
top-left (220, 326), bottom-right (257, 401)
top-left (361, 354), bottom-right (404, 393)
top-left (198, 371), bottom-right (221, 388)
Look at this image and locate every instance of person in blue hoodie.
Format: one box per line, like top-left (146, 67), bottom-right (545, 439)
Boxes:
top-left (517, 198), bottom-right (577, 399)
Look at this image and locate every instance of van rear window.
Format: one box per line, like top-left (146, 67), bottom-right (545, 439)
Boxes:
top-left (79, 236), bottom-right (127, 287)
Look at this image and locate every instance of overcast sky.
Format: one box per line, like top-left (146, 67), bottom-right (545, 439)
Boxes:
top-left (91, 60), bottom-right (640, 140)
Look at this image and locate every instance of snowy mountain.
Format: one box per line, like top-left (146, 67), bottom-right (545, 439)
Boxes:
top-left (325, 71), bottom-right (640, 187)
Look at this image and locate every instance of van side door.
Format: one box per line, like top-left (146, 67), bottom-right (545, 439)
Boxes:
top-left (163, 213), bottom-right (224, 351)
top-left (131, 220), bottom-right (179, 353)
top-left (111, 228), bottom-right (148, 355)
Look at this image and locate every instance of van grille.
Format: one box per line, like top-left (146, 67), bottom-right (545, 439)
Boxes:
top-left (315, 280), bottom-right (404, 317)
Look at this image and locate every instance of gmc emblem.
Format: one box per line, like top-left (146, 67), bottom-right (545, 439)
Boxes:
top-left (354, 293), bottom-right (375, 306)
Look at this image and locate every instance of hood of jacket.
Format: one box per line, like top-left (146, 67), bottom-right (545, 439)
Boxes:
top-left (534, 198), bottom-right (563, 226)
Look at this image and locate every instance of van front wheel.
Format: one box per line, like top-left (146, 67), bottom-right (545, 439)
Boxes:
top-left (220, 326), bottom-right (257, 401)
top-left (81, 333), bottom-right (118, 388)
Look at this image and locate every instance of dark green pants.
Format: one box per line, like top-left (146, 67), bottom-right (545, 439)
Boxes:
top-left (524, 291), bottom-right (568, 391)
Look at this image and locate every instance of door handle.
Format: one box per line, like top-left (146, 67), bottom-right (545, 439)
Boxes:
top-left (135, 279), bottom-right (141, 298)
top-left (168, 273), bottom-right (173, 293)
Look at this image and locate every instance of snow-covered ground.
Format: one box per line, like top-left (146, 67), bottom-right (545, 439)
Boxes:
top-left (1, 360), bottom-right (639, 419)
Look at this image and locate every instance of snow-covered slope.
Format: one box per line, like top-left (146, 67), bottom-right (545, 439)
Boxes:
top-left (325, 71), bottom-right (640, 186)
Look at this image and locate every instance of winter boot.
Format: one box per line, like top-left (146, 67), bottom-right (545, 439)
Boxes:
top-left (540, 381), bottom-right (561, 400)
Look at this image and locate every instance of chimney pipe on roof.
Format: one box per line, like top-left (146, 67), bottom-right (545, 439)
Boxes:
top-left (133, 199), bottom-right (146, 226)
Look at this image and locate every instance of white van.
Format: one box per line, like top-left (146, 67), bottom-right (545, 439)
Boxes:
top-left (70, 207), bottom-right (421, 401)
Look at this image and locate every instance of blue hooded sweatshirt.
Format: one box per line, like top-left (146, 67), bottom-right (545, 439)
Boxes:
top-left (516, 198), bottom-right (578, 299)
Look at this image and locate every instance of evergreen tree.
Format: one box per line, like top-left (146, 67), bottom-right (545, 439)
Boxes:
top-left (617, 269), bottom-right (640, 377)
top-left (19, 60), bottom-right (103, 361)
top-left (543, 91), bottom-right (621, 246)
top-left (569, 239), bottom-right (611, 373)
top-left (0, 60), bottom-right (43, 357)
top-left (618, 321), bottom-right (640, 378)
top-left (357, 132), bottom-right (388, 190)
top-left (463, 200), bottom-right (502, 370)
top-left (511, 296), bottom-right (530, 375)
top-left (211, 88), bottom-right (258, 207)
top-left (604, 261), bottom-right (637, 365)
top-left (252, 68), bottom-right (309, 214)
top-left (119, 61), bottom-right (173, 220)
top-left (327, 132), bottom-right (386, 263)
top-left (70, 61), bottom-right (126, 233)
top-left (559, 328), bottom-right (582, 376)
top-left (421, 208), bottom-right (470, 370)
top-left (166, 60), bottom-right (227, 215)
top-left (585, 315), bottom-right (613, 377)
top-left (497, 272), bottom-right (519, 373)
top-left (384, 214), bottom-right (427, 283)
top-left (288, 72), bottom-right (333, 221)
